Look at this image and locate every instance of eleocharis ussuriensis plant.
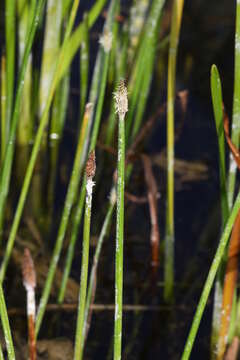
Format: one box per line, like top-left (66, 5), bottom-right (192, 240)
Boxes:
top-left (114, 79), bottom-right (128, 360)
top-left (74, 150), bottom-right (96, 360)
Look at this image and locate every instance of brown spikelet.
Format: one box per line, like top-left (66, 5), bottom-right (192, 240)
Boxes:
top-left (22, 248), bottom-right (36, 289)
top-left (86, 150), bottom-right (96, 179)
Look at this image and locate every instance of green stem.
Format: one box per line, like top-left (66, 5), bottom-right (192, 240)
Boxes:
top-left (83, 188), bottom-right (116, 339)
top-left (165, 0), bottom-right (185, 302)
top-left (74, 172), bottom-right (95, 359)
top-left (5, 0), bottom-right (15, 146)
top-left (228, 0), bottom-right (240, 208)
top-left (0, 285), bottom-right (15, 359)
top-left (114, 113), bottom-right (125, 360)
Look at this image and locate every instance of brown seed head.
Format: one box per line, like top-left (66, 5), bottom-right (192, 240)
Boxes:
top-left (22, 248), bottom-right (36, 289)
top-left (86, 150), bottom-right (96, 179)
top-left (114, 79), bottom-right (128, 118)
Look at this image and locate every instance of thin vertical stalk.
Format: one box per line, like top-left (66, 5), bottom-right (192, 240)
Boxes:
top-left (83, 187), bottom-right (116, 340)
top-left (74, 151), bottom-right (96, 360)
top-left (39, 0), bottom-right (62, 117)
top-left (80, 13), bottom-right (89, 120)
top-left (228, 0), bottom-right (240, 207)
top-left (114, 80), bottom-right (128, 360)
top-left (1, 56), bottom-right (6, 164)
top-left (5, 0), bottom-right (16, 145)
top-left (165, 0), bottom-right (184, 302)
top-left (48, 71), bottom-right (70, 211)
top-left (0, 285), bottom-right (15, 359)
top-left (181, 189), bottom-right (240, 360)
top-left (17, 0), bottom-right (35, 145)
top-left (0, 0), bottom-right (79, 283)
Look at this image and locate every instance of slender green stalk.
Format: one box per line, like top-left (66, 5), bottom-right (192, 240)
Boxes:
top-left (35, 99), bottom-right (91, 336)
top-left (181, 189), bottom-right (240, 360)
top-left (228, 0), bottom-right (240, 208)
top-left (83, 187), bottom-right (116, 339)
top-left (0, 285), bottom-right (15, 359)
top-left (80, 13), bottom-right (89, 120)
top-left (1, 56), bottom-right (6, 164)
top-left (0, 0), bottom-right (79, 283)
top-left (0, 0), bottom-right (45, 239)
top-left (48, 71), bottom-right (70, 211)
top-left (74, 151), bottom-right (96, 360)
top-left (165, 0), bottom-right (185, 302)
top-left (17, 0), bottom-right (35, 145)
top-left (114, 80), bottom-right (128, 360)
top-left (39, 0), bottom-right (62, 117)
top-left (5, 0), bottom-right (16, 146)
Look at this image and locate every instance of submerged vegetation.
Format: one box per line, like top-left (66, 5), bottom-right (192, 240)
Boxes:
top-left (0, 0), bottom-right (240, 359)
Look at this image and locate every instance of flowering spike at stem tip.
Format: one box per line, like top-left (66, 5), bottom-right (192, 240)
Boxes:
top-left (86, 150), bottom-right (96, 179)
top-left (22, 248), bottom-right (36, 290)
top-left (114, 79), bottom-right (128, 118)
